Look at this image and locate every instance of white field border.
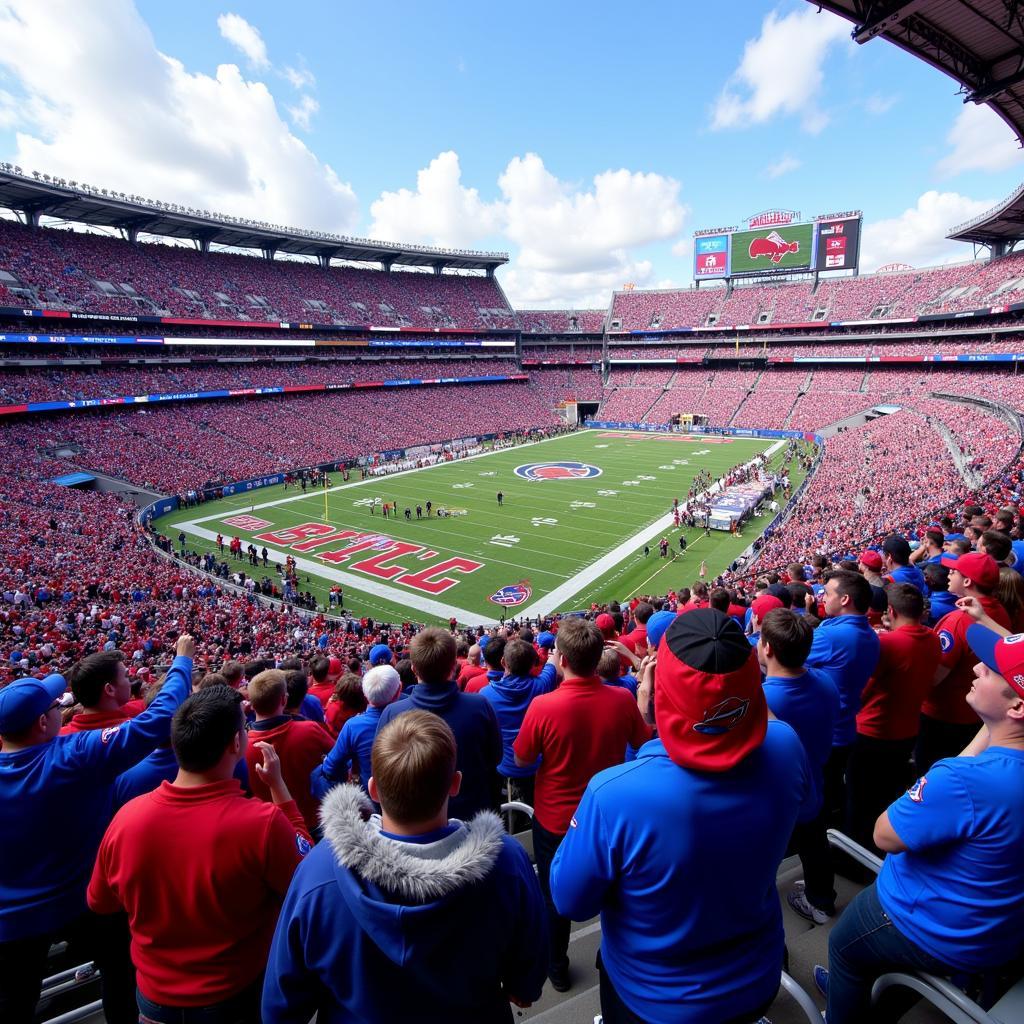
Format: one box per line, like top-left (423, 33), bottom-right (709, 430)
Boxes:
top-left (171, 430), bottom-right (783, 625)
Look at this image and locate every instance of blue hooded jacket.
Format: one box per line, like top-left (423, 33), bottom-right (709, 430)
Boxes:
top-left (479, 663), bottom-right (557, 777)
top-left (262, 785), bottom-right (547, 1023)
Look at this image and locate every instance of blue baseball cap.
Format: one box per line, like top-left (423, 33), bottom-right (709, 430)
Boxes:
top-left (368, 644), bottom-right (393, 666)
top-left (536, 631), bottom-right (556, 648)
top-left (645, 610), bottom-right (678, 651)
top-left (0, 674), bottom-right (67, 735)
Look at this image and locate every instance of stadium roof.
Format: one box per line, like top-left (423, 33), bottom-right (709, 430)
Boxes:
top-left (947, 179), bottom-right (1024, 244)
top-left (812, 1), bottom-right (1024, 249)
top-left (0, 164), bottom-right (509, 272)
top-left (813, 2), bottom-right (1024, 144)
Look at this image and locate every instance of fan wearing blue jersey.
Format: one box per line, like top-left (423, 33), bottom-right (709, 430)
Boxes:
top-left (817, 621), bottom-right (1024, 1024)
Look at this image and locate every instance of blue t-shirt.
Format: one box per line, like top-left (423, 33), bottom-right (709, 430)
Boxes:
top-left (887, 564), bottom-right (926, 592)
top-left (805, 614), bottom-right (880, 746)
top-left (877, 747), bottom-right (1024, 972)
top-left (1011, 539), bottom-right (1024, 576)
top-left (763, 669), bottom-right (839, 817)
top-left (550, 724), bottom-right (812, 1023)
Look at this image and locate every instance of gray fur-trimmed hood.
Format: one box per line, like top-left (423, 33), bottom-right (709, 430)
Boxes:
top-left (319, 784), bottom-right (505, 904)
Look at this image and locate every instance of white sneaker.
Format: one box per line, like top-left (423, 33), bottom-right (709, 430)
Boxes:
top-left (788, 889), bottom-right (833, 925)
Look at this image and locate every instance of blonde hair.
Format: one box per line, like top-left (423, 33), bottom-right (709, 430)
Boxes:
top-left (247, 669), bottom-right (288, 715)
top-left (371, 710), bottom-right (456, 823)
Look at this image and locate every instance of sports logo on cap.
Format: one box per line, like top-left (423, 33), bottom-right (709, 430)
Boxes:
top-left (489, 581), bottom-right (532, 607)
top-left (692, 697), bottom-right (749, 736)
top-left (514, 462), bottom-right (602, 481)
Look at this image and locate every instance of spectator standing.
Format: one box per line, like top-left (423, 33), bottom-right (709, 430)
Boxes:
top-left (919, 551), bottom-right (1010, 772)
top-left (480, 638), bottom-right (559, 808)
top-left (794, 570), bottom-right (880, 924)
top-left (847, 584), bottom-right (941, 849)
top-left (377, 628), bottom-right (503, 822)
top-left (0, 636), bottom-right (194, 1023)
top-left (307, 656), bottom-right (336, 709)
top-left (245, 670), bottom-right (334, 833)
top-left (456, 643), bottom-right (487, 690)
top-left (262, 712), bottom-right (547, 1023)
top-left (881, 535), bottom-right (926, 592)
top-left (551, 609), bottom-right (812, 1023)
top-left (60, 651), bottom-right (140, 734)
top-left (310, 665), bottom-right (402, 799)
top-left (88, 686), bottom-right (310, 1024)
top-left (513, 618), bottom-right (651, 992)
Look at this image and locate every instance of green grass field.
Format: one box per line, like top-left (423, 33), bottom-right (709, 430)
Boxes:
top-left (159, 429), bottom-right (800, 625)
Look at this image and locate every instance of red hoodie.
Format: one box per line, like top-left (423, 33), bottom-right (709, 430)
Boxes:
top-left (244, 717), bottom-right (334, 830)
top-left (60, 705), bottom-right (140, 735)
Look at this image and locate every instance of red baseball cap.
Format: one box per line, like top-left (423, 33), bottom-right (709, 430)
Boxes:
top-left (967, 624), bottom-right (1024, 698)
top-left (654, 608), bottom-right (767, 773)
top-left (594, 613), bottom-right (617, 639)
top-left (327, 657), bottom-right (344, 679)
top-left (941, 551), bottom-right (999, 590)
top-left (859, 550), bottom-right (883, 571)
top-left (751, 595), bottom-right (784, 623)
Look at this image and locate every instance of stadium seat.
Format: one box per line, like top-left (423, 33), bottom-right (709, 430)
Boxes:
top-left (825, 831), bottom-right (1024, 1024)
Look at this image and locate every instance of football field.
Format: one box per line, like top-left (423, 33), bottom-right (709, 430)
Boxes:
top-left (160, 429), bottom-right (798, 625)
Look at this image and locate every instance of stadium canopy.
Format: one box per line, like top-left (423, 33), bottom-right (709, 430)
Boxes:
top-left (813, 1), bottom-right (1024, 252)
top-left (0, 164), bottom-right (509, 273)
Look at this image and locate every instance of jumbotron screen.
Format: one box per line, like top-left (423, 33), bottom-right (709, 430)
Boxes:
top-left (730, 222), bottom-right (815, 276)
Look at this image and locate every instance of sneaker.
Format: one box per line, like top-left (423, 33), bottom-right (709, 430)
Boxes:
top-left (813, 965), bottom-right (829, 999)
top-left (548, 964), bottom-right (571, 993)
top-left (788, 889), bottom-right (833, 925)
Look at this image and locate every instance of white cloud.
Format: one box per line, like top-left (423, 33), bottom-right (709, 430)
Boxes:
top-left (282, 63), bottom-right (315, 90)
top-left (0, 0), bottom-right (358, 232)
top-left (860, 190), bottom-right (994, 270)
top-left (368, 150), bottom-right (686, 306)
top-left (369, 151), bottom-right (504, 247)
top-left (864, 93), bottom-right (897, 115)
top-left (712, 6), bottom-right (851, 133)
top-left (671, 236), bottom-right (693, 261)
top-left (287, 94), bottom-right (318, 132)
top-left (217, 12), bottom-right (269, 69)
top-left (765, 154), bottom-right (801, 179)
top-left (497, 154), bottom-right (686, 306)
top-left (937, 103), bottom-right (1024, 176)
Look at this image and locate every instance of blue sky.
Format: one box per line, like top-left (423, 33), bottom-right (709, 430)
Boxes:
top-left (1, 0), bottom-right (1022, 307)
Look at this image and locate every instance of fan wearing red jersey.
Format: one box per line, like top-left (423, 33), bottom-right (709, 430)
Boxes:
top-left (88, 685), bottom-right (310, 1023)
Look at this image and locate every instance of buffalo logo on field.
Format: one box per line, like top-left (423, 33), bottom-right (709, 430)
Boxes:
top-left (489, 581), bottom-right (532, 607)
top-left (514, 461), bottom-right (602, 481)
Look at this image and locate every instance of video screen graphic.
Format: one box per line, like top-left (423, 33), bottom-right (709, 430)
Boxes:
top-left (694, 234), bottom-right (730, 279)
top-left (814, 217), bottom-right (861, 272)
top-left (730, 222), bottom-right (815, 276)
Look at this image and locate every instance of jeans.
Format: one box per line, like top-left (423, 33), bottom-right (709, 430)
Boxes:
top-left (845, 735), bottom-right (915, 852)
top-left (532, 819), bottom-right (570, 974)
top-left (136, 976), bottom-right (263, 1024)
top-left (826, 883), bottom-right (951, 1024)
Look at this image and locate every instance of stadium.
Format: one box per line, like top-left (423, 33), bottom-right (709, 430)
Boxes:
top-left (2, 2), bottom-right (1024, 1023)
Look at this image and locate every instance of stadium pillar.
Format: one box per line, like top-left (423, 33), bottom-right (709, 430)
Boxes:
top-left (22, 206), bottom-right (40, 228)
top-left (263, 245), bottom-right (278, 261)
top-left (381, 257), bottom-right (395, 272)
top-left (431, 260), bottom-right (445, 276)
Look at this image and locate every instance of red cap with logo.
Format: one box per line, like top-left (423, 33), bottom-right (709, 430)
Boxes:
top-left (941, 551), bottom-right (1000, 590)
top-left (967, 624), bottom-right (1024, 698)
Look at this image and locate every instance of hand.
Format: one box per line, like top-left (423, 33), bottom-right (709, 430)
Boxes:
top-left (254, 741), bottom-right (284, 789)
top-left (805, 592), bottom-right (816, 611)
top-left (504, 989), bottom-right (532, 1009)
top-left (175, 633), bottom-right (195, 658)
top-left (955, 595), bottom-right (983, 620)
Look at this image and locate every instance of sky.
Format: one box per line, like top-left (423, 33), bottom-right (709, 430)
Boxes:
top-left (0, 0), bottom-right (1022, 309)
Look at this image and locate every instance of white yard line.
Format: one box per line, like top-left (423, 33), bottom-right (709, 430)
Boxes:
top-left (514, 439), bottom-right (787, 619)
top-left (180, 430), bottom-right (585, 526)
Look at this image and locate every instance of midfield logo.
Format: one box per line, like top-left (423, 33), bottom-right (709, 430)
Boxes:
top-left (514, 461), bottom-right (603, 480)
